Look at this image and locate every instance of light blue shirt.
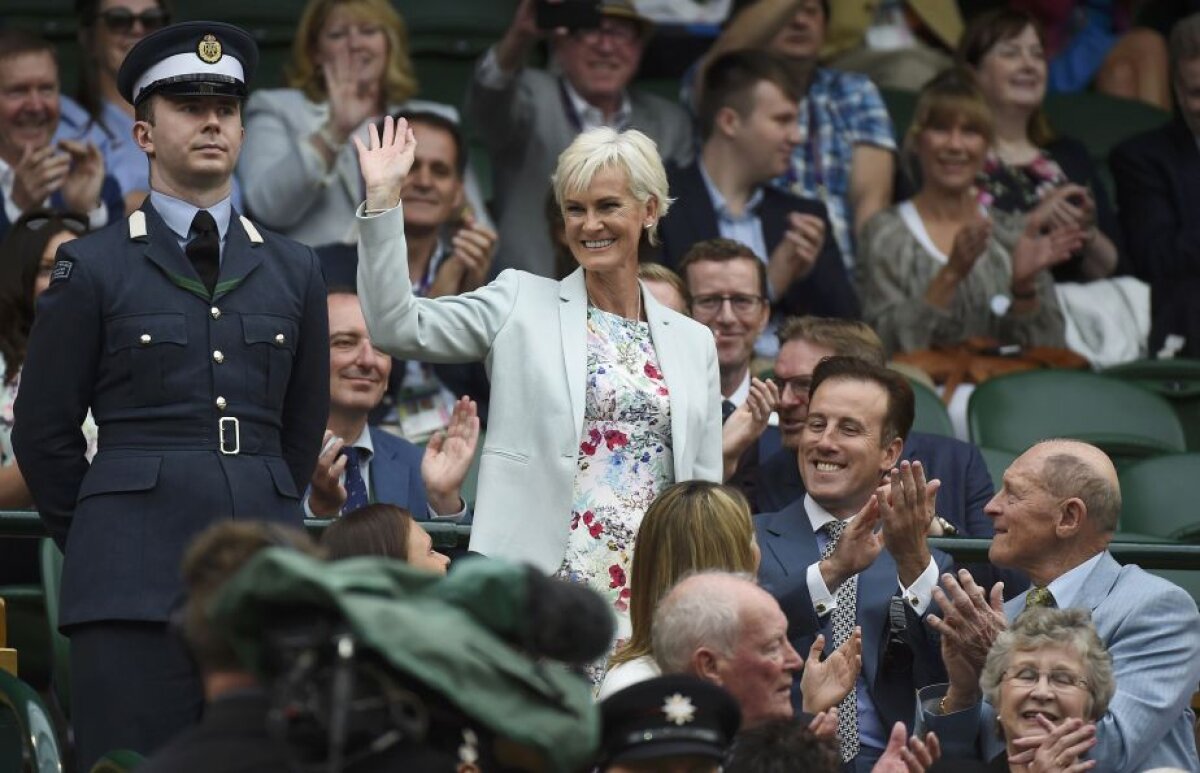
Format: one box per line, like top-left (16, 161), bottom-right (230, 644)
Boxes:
top-left (1044, 552), bottom-right (1106, 610)
top-left (149, 190), bottom-right (232, 263)
top-left (697, 159), bottom-right (768, 267)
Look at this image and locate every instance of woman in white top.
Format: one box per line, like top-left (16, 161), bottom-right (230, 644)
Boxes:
top-left (354, 120), bottom-right (723, 679)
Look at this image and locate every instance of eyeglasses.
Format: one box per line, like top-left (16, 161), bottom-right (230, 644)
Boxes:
top-left (572, 21), bottom-right (641, 46)
top-left (775, 375), bottom-right (813, 398)
top-left (17, 211), bottom-right (89, 235)
top-left (1003, 666), bottom-right (1088, 692)
top-left (691, 293), bottom-right (765, 318)
top-left (98, 7), bottom-right (171, 34)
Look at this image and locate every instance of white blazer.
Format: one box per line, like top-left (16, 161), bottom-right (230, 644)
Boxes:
top-left (357, 205), bottom-right (723, 572)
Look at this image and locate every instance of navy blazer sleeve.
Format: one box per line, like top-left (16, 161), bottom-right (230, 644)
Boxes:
top-left (12, 240), bottom-right (103, 548)
top-left (280, 247), bottom-right (330, 492)
top-left (765, 190), bottom-right (861, 320)
top-left (1047, 137), bottom-right (1128, 280)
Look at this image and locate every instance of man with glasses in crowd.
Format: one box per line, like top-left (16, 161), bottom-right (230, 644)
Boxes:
top-left (466, 0), bottom-right (692, 278)
top-left (0, 28), bottom-right (123, 240)
top-left (678, 238), bottom-right (780, 500)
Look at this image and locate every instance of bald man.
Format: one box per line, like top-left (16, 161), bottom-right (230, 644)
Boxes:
top-left (918, 440), bottom-right (1200, 773)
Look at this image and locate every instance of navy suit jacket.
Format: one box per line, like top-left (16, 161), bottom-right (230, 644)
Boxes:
top-left (1110, 118), bottom-right (1200, 355)
top-left (656, 161), bottom-right (860, 321)
top-left (0, 175), bottom-right (124, 240)
top-left (755, 501), bottom-right (953, 733)
top-left (368, 426), bottom-right (430, 519)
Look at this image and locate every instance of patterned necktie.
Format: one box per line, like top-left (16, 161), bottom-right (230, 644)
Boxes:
top-left (721, 399), bottom-right (737, 423)
top-left (821, 519), bottom-right (860, 763)
top-left (1026, 585), bottom-right (1057, 609)
top-left (187, 210), bottom-right (219, 296)
top-left (341, 447), bottom-right (369, 514)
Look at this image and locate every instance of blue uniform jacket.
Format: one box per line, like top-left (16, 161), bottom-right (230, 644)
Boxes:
top-left (13, 203), bottom-right (329, 628)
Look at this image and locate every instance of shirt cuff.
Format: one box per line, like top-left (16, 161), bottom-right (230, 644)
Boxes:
top-left (86, 197), bottom-right (109, 230)
top-left (897, 557), bottom-right (939, 615)
top-left (3, 192), bottom-right (24, 226)
top-left (356, 201), bottom-right (402, 219)
top-left (475, 46), bottom-right (516, 90)
top-left (427, 499), bottom-right (467, 521)
top-left (806, 561), bottom-right (838, 617)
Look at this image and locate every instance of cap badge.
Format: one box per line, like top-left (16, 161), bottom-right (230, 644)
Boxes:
top-left (197, 34), bottom-right (223, 64)
top-left (661, 693), bottom-right (696, 726)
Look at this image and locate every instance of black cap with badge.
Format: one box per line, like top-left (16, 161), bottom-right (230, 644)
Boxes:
top-left (598, 674), bottom-right (741, 768)
top-left (116, 20), bottom-right (259, 106)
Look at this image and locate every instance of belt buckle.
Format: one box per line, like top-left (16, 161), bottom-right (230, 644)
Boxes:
top-left (219, 416), bottom-right (241, 455)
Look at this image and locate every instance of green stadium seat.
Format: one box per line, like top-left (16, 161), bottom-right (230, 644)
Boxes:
top-left (40, 540), bottom-right (70, 720)
top-left (1104, 358), bottom-right (1200, 452)
top-left (0, 669), bottom-right (62, 773)
top-left (90, 749), bottom-right (145, 773)
top-left (908, 378), bottom-right (954, 438)
top-left (967, 370), bottom-right (1186, 467)
top-left (1116, 454), bottom-right (1200, 542)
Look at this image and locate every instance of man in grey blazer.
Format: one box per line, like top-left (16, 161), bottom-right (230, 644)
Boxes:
top-left (919, 439), bottom-right (1200, 772)
top-left (465, 0), bottom-right (693, 278)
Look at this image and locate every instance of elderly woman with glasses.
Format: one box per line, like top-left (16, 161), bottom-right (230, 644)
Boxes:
top-left (956, 607), bottom-right (1114, 772)
top-left (354, 119), bottom-right (722, 680)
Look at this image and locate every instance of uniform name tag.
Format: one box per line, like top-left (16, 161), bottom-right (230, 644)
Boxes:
top-left (51, 260), bottom-right (74, 283)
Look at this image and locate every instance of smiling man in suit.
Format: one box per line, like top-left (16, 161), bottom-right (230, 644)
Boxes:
top-left (755, 356), bottom-right (952, 771)
top-left (657, 49), bottom-right (858, 333)
top-left (919, 440), bottom-right (1200, 773)
top-left (307, 288), bottom-right (476, 521)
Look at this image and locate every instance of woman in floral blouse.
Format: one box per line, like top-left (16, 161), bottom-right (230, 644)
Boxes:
top-left (960, 7), bottom-right (1123, 283)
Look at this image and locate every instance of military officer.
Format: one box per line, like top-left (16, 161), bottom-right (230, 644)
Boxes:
top-left (12, 21), bottom-right (328, 770)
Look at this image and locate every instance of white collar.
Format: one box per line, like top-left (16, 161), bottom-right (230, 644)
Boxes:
top-left (346, 424), bottom-right (376, 460)
top-left (803, 494), bottom-right (847, 534)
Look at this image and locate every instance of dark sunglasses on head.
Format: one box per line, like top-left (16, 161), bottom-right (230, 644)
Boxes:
top-left (18, 211), bottom-right (90, 236)
top-left (98, 7), bottom-right (171, 34)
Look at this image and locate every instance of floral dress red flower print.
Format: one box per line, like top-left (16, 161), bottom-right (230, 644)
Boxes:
top-left (557, 306), bottom-right (673, 682)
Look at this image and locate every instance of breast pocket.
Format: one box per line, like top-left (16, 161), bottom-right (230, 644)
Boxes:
top-left (242, 314), bottom-right (298, 403)
top-left (107, 313), bottom-right (188, 406)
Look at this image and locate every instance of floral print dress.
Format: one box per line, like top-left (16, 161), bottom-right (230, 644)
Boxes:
top-left (557, 306), bottom-right (674, 681)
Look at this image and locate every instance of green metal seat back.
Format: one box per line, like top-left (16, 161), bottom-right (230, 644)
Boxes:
top-left (909, 378), bottom-right (954, 438)
top-left (38, 541), bottom-right (70, 719)
top-left (0, 669), bottom-right (62, 773)
top-left (1117, 454), bottom-right (1200, 542)
top-left (968, 370), bottom-right (1185, 465)
top-left (1104, 358), bottom-right (1200, 451)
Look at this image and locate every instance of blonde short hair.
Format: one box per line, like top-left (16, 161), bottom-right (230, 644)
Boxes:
top-left (287, 0), bottom-right (418, 105)
top-left (551, 127), bottom-right (672, 246)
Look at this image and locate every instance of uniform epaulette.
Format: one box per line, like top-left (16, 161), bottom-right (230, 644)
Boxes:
top-left (239, 215), bottom-right (263, 244)
top-left (129, 210), bottom-right (148, 239)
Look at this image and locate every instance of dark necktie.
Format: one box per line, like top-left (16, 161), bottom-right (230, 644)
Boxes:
top-left (822, 520), bottom-right (860, 763)
top-left (721, 399), bottom-right (737, 423)
top-left (341, 447), bottom-right (369, 514)
top-left (187, 209), bottom-right (219, 296)
top-left (1026, 585), bottom-right (1057, 609)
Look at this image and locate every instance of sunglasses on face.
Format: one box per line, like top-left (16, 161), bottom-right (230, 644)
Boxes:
top-left (18, 212), bottom-right (89, 236)
top-left (98, 7), bottom-right (171, 34)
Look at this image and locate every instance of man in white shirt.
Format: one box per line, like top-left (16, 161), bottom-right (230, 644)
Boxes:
top-left (0, 28), bottom-right (121, 238)
top-left (754, 355), bottom-right (952, 771)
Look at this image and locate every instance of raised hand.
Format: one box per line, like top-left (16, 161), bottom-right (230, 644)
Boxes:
top-left (308, 430), bottom-right (348, 517)
top-left (819, 495), bottom-right (885, 591)
top-left (926, 569), bottom-right (1007, 710)
top-left (355, 115), bottom-right (417, 212)
top-left (1011, 716), bottom-right (1097, 772)
top-left (420, 397), bottom-right (479, 515)
top-left (57, 140), bottom-right (105, 215)
top-left (800, 629), bottom-right (862, 713)
top-left (873, 722), bottom-right (941, 773)
top-left (947, 216), bottom-right (991, 279)
top-left (11, 143), bottom-right (70, 212)
top-left (1011, 215), bottom-right (1086, 293)
top-left (721, 377), bottom-right (779, 480)
top-left (767, 212), bottom-right (825, 293)
top-left (450, 215), bottom-right (498, 292)
top-left (879, 460), bottom-right (939, 586)
top-left (323, 47), bottom-right (380, 143)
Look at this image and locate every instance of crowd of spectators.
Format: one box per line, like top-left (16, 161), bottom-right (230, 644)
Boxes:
top-left (1, 0), bottom-right (1200, 771)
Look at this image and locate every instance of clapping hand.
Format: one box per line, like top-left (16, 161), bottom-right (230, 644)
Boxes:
top-left (946, 216), bottom-right (991, 280)
top-left (450, 215), bottom-right (498, 292)
top-left (308, 430), bottom-right (349, 517)
top-left (421, 397), bottom-right (480, 516)
top-left (12, 141), bottom-right (103, 214)
top-left (1012, 716), bottom-right (1097, 772)
top-left (767, 212), bottom-right (825, 293)
top-left (1011, 214), bottom-right (1086, 294)
top-left (872, 722), bottom-right (942, 773)
top-left (800, 629), bottom-right (862, 713)
top-left (819, 495), bottom-right (885, 590)
top-left (879, 461), bottom-right (939, 586)
top-left (926, 569), bottom-right (1007, 710)
top-left (355, 115), bottom-right (417, 212)
top-left (323, 48), bottom-right (380, 143)
top-left (721, 378), bottom-right (779, 480)
top-left (56, 140), bottom-right (105, 215)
